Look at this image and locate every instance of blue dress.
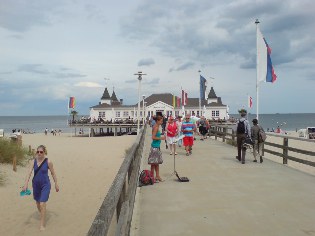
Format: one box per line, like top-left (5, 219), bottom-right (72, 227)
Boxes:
top-left (32, 159), bottom-right (51, 202)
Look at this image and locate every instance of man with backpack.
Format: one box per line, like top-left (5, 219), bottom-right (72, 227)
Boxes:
top-left (235, 109), bottom-right (251, 164)
top-left (251, 118), bottom-right (264, 163)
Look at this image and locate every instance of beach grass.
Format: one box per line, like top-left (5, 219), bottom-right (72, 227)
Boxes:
top-left (0, 137), bottom-right (32, 166)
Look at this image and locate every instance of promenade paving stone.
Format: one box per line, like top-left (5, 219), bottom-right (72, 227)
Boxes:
top-left (131, 130), bottom-right (315, 236)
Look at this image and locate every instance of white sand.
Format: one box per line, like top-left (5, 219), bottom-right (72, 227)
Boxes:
top-left (0, 133), bottom-right (136, 236)
top-left (263, 132), bottom-right (315, 176)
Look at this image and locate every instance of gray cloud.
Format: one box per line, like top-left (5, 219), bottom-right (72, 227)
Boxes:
top-left (120, 0), bottom-right (315, 70)
top-left (17, 64), bottom-right (86, 78)
top-left (143, 78), bottom-right (160, 85)
top-left (0, 1), bottom-right (66, 32)
top-left (18, 64), bottom-right (50, 75)
top-left (125, 79), bottom-right (137, 84)
top-left (138, 58), bottom-right (155, 66)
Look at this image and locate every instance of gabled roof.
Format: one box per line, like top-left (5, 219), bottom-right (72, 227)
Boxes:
top-left (208, 87), bottom-right (217, 99)
top-left (111, 91), bottom-right (118, 101)
top-left (101, 87), bottom-right (111, 99)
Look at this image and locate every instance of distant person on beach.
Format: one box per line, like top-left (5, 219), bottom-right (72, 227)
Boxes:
top-left (182, 114), bottom-right (197, 156)
top-left (44, 128), bottom-right (48, 135)
top-left (234, 109), bottom-right (251, 164)
top-left (165, 116), bottom-right (178, 155)
top-left (22, 145), bottom-right (59, 231)
top-left (251, 119), bottom-right (264, 163)
top-left (148, 115), bottom-right (165, 182)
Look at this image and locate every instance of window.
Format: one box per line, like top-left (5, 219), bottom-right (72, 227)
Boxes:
top-left (212, 111), bottom-right (216, 117)
top-left (216, 110), bottom-right (220, 117)
top-left (98, 112), bottom-right (105, 118)
top-left (196, 111), bottom-right (200, 116)
top-left (131, 111), bottom-right (134, 117)
top-left (116, 111), bottom-right (121, 117)
top-left (123, 111), bottom-right (129, 117)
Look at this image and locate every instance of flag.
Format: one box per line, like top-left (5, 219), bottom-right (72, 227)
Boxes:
top-left (69, 97), bottom-right (75, 109)
top-left (257, 28), bottom-right (277, 83)
top-left (185, 92), bottom-right (188, 105)
top-left (177, 97), bottom-right (181, 108)
top-left (200, 75), bottom-right (207, 101)
top-left (181, 90), bottom-right (188, 106)
top-left (248, 95), bottom-right (253, 108)
top-left (173, 95), bottom-right (176, 108)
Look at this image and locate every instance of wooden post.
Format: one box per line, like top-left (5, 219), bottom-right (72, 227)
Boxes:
top-left (223, 127), bottom-right (226, 142)
top-left (12, 154), bottom-right (17, 172)
top-left (28, 145), bottom-right (32, 154)
top-left (283, 137), bottom-right (288, 164)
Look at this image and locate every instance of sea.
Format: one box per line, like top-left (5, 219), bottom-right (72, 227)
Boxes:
top-left (0, 113), bottom-right (314, 135)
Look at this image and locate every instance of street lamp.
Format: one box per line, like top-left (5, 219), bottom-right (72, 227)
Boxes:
top-left (142, 95), bottom-right (146, 124)
top-left (134, 71), bottom-right (146, 135)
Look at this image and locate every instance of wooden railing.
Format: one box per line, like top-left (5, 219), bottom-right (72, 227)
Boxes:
top-left (87, 125), bottom-right (147, 236)
top-left (209, 125), bottom-right (315, 167)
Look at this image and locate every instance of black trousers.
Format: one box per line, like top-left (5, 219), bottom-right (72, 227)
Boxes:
top-left (237, 134), bottom-right (246, 163)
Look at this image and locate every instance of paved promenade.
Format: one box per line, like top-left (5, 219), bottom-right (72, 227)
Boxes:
top-left (131, 130), bottom-right (315, 236)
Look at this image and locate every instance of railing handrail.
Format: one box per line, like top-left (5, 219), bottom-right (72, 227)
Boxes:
top-left (87, 125), bottom-right (147, 236)
top-left (208, 125), bottom-right (315, 167)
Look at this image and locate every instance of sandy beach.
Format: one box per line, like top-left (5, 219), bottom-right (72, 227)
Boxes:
top-left (0, 133), bottom-right (136, 236)
top-left (262, 132), bottom-right (315, 176)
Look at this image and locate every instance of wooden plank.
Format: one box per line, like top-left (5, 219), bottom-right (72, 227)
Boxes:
top-left (115, 201), bottom-right (130, 236)
top-left (87, 129), bottom-right (143, 236)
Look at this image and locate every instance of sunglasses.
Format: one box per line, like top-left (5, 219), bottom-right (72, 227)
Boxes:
top-left (37, 151), bottom-right (44, 154)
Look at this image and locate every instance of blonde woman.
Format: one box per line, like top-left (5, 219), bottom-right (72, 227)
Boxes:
top-left (23, 145), bottom-right (59, 231)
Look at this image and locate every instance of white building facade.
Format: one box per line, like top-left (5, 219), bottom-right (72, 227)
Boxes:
top-left (89, 87), bottom-right (229, 122)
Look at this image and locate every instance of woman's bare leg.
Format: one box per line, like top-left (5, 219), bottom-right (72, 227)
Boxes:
top-left (36, 202), bottom-right (41, 213)
top-left (39, 202), bottom-right (46, 231)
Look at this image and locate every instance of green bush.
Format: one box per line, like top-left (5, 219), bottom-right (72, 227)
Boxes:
top-left (0, 137), bottom-right (32, 166)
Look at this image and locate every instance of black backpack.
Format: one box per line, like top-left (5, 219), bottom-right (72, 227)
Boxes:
top-left (237, 121), bottom-right (246, 134)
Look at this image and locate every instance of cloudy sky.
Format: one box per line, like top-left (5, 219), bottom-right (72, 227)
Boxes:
top-left (1, 0), bottom-right (314, 116)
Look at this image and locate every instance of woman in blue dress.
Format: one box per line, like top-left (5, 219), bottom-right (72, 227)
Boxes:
top-left (23, 145), bottom-right (59, 231)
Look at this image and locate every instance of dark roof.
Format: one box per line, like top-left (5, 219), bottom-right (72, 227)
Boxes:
top-left (208, 87), bottom-right (217, 99)
top-left (144, 93), bottom-right (173, 106)
top-left (111, 91), bottom-right (118, 101)
top-left (101, 87), bottom-right (111, 99)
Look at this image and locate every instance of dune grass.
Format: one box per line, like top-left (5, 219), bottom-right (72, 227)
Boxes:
top-left (0, 137), bottom-right (32, 165)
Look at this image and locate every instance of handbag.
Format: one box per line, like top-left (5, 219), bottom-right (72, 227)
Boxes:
top-left (148, 147), bottom-right (163, 164)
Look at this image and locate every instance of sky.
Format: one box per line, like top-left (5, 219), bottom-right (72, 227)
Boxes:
top-left (0, 0), bottom-right (314, 116)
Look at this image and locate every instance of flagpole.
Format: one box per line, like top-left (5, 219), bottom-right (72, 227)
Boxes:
top-left (255, 19), bottom-right (260, 121)
top-left (198, 70), bottom-right (201, 117)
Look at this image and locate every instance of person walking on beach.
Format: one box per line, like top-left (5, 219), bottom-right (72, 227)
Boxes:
top-left (148, 115), bottom-right (165, 182)
top-left (165, 116), bottom-right (178, 155)
top-left (22, 145), bottom-right (59, 231)
top-left (251, 119), bottom-right (264, 163)
top-left (234, 109), bottom-right (251, 164)
top-left (182, 114), bottom-right (197, 156)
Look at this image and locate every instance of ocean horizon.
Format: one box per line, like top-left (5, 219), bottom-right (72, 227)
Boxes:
top-left (0, 113), bottom-right (314, 134)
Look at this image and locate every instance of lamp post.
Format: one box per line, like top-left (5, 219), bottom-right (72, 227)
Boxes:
top-left (134, 71), bottom-right (146, 135)
top-left (142, 95), bottom-right (146, 124)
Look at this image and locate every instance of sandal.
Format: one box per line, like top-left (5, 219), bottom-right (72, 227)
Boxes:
top-left (175, 152), bottom-right (178, 155)
top-left (170, 152), bottom-right (173, 155)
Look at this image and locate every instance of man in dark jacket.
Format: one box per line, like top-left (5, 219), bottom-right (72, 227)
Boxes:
top-left (251, 119), bottom-right (264, 163)
top-left (234, 109), bottom-right (251, 164)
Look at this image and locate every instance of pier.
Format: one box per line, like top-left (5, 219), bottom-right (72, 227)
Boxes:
top-left (88, 125), bottom-right (315, 236)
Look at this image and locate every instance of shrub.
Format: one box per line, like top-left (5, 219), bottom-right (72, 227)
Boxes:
top-left (0, 137), bottom-right (32, 166)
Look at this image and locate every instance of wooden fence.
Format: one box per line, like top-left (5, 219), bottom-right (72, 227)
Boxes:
top-left (87, 125), bottom-right (147, 236)
top-left (209, 125), bottom-right (315, 167)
